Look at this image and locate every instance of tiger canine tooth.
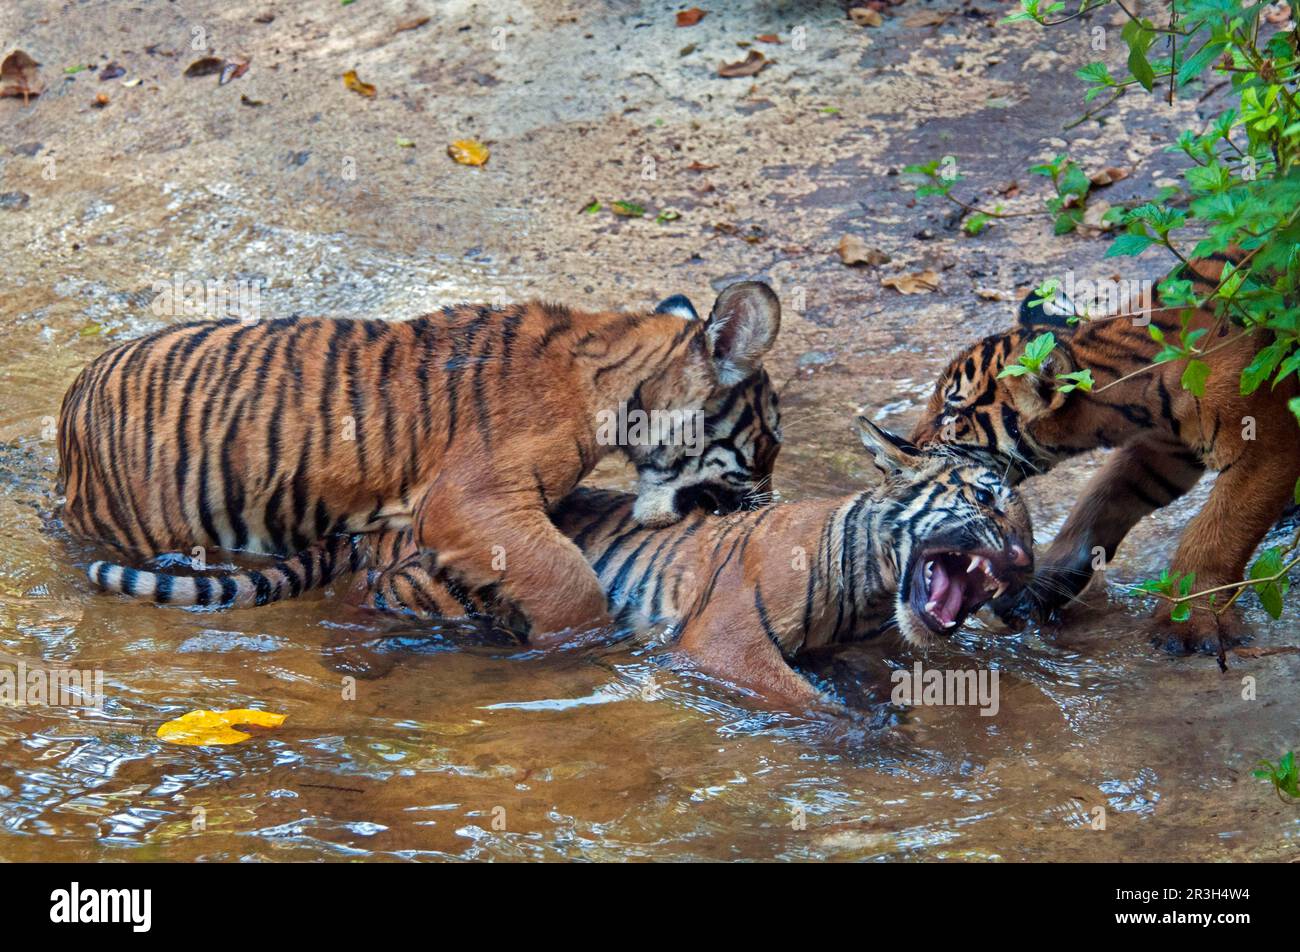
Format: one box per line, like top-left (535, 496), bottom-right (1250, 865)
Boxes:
top-left (925, 560), bottom-right (934, 583)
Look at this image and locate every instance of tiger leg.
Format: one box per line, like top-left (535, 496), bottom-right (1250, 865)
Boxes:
top-left (1004, 436), bottom-right (1203, 622)
top-left (413, 488), bottom-right (611, 638)
top-left (675, 610), bottom-right (827, 713)
top-left (1155, 441), bottom-right (1300, 654)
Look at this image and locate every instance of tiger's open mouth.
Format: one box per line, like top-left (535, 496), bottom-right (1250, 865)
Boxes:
top-left (907, 549), bottom-right (1011, 635)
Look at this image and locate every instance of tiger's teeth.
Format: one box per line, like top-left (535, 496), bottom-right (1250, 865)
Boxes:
top-left (968, 555), bottom-right (980, 573)
top-left (925, 560), bottom-right (934, 584)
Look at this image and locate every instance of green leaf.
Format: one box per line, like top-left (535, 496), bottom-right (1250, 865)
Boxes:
top-left (1182, 358), bottom-right (1210, 397)
top-left (1055, 369), bottom-right (1095, 393)
top-left (996, 363), bottom-right (1031, 378)
top-left (1106, 232), bottom-right (1155, 257)
top-left (1240, 341), bottom-right (1288, 395)
top-left (1249, 547), bottom-right (1289, 619)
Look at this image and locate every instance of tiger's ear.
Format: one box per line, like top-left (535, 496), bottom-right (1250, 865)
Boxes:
top-left (654, 293), bottom-right (699, 321)
top-left (855, 416), bottom-right (926, 476)
top-left (706, 282), bottom-right (780, 386)
top-left (1001, 345), bottom-right (1076, 419)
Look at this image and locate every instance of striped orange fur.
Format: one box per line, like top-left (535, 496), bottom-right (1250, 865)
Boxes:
top-left (61, 283), bottom-right (781, 635)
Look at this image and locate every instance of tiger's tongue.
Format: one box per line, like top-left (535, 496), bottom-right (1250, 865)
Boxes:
top-left (926, 561), bottom-right (967, 626)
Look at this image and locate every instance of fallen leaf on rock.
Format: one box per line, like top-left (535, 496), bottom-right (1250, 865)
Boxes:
top-left (756, 33), bottom-right (780, 43)
top-left (122, 77), bottom-right (142, 87)
top-left (447, 139), bottom-right (489, 165)
top-left (837, 234), bottom-right (890, 267)
top-left (679, 44), bottom-right (696, 56)
top-left (1089, 166), bottom-right (1129, 186)
top-left (395, 15), bottom-right (431, 33)
top-left (98, 62), bottom-right (125, 81)
top-left (240, 93), bottom-right (264, 106)
top-left (686, 160), bottom-right (718, 171)
top-left (220, 60), bottom-right (249, 85)
top-left (157, 708), bottom-right (287, 746)
top-left (395, 136), bottom-right (415, 148)
top-left (975, 287), bottom-right (1017, 302)
top-left (676, 7), bottom-right (707, 26)
top-left (1082, 198), bottom-right (1113, 230)
top-left (718, 50), bottom-right (767, 78)
top-left (611, 200), bottom-right (646, 217)
top-left (881, 270), bottom-right (940, 294)
top-left (343, 69), bottom-right (376, 97)
top-left (580, 199), bottom-right (601, 214)
top-left (184, 56), bottom-right (225, 78)
top-left (848, 7), bottom-right (884, 26)
top-left (0, 50), bottom-right (43, 102)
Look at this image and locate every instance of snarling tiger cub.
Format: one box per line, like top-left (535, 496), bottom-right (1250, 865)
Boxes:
top-left (910, 251), bottom-right (1300, 653)
top-left (60, 282), bottom-right (781, 636)
top-left (91, 415), bottom-right (1033, 711)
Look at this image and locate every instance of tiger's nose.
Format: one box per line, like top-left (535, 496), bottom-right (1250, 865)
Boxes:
top-left (1008, 542), bottom-right (1031, 568)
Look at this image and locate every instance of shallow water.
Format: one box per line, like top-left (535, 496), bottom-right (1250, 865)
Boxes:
top-left (2, 0), bottom-right (1297, 862)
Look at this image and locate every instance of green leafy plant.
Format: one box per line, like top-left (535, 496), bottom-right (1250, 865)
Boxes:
top-left (1253, 750), bottom-right (1300, 803)
top-left (996, 331), bottom-right (1057, 378)
top-left (907, 0), bottom-right (1300, 631)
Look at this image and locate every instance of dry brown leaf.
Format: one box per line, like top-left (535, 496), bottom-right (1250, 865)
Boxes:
top-left (1, 50), bottom-right (43, 101)
top-left (756, 33), bottom-right (780, 43)
top-left (395, 15), bottom-right (431, 33)
top-left (718, 50), bottom-right (767, 78)
top-left (343, 69), bottom-right (376, 97)
top-left (881, 270), bottom-right (940, 294)
top-left (447, 139), bottom-right (489, 166)
top-left (837, 235), bottom-right (890, 267)
top-left (974, 287), bottom-right (1017, 302)
top-left (1082, 198), bottom-right (1113, 231)
top-left (848, 7), bottom-right (884, 26)
top-left (1089, 166), bottom-right (1130, 186)
top-left (676, 7), bottom-right (707, 27)
top-left (184, 56), bottom-right (225, 78)
top-left (686, 160), bottom-right (718, 171)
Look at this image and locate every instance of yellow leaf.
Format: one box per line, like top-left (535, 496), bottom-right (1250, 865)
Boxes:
top-left (157, 708), bottom-right (287, 746)
top-left (342, 69), bottom-right (376, 97)
top-left (447, 139), bottom-right (489, 166)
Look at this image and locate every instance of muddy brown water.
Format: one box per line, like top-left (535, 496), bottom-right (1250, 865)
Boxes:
top-left (1, 0), bottom-right (1297, 861)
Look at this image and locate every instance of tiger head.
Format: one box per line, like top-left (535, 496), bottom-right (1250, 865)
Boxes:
top-left (908, 303), bottom-right (1090, 483)
top-left (856, 417), bottom-right (1034, 648)
top-left (630, 283), bottom-right (782, 526)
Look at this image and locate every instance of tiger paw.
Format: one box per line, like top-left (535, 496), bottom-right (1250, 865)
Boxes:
top-left (1148, 607), bottom-right (1251, 656)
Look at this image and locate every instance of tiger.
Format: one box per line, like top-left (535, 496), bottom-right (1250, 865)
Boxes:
top-left (86, 365), bottom-right (782, 624)
top-left (909, 250), bottom-right (1300, 654)
top-left (89, 416), bottom-right (1034, 712)
top-left (59, 281), bottom-right (781, 638)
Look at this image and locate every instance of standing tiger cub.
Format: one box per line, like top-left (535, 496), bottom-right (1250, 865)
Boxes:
top-left (910, 251), bottom-right (1300, 653)
top-left (59, 282), bottom-right (780, 636)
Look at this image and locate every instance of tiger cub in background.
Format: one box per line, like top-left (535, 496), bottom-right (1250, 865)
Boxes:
top-left (61, 282), bottom-right (781, 637)
top-left (910, 251), bottom-right (1300, 653)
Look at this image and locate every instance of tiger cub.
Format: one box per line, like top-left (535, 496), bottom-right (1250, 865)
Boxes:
top-left (910, 251), bottom-right (1300, 653)
top-left (60, 282), bottom-right (780, 636)
top-left (88, 367), bottom-right (782, 623)
top-left (94, 416), bottom-right (1033, 711)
